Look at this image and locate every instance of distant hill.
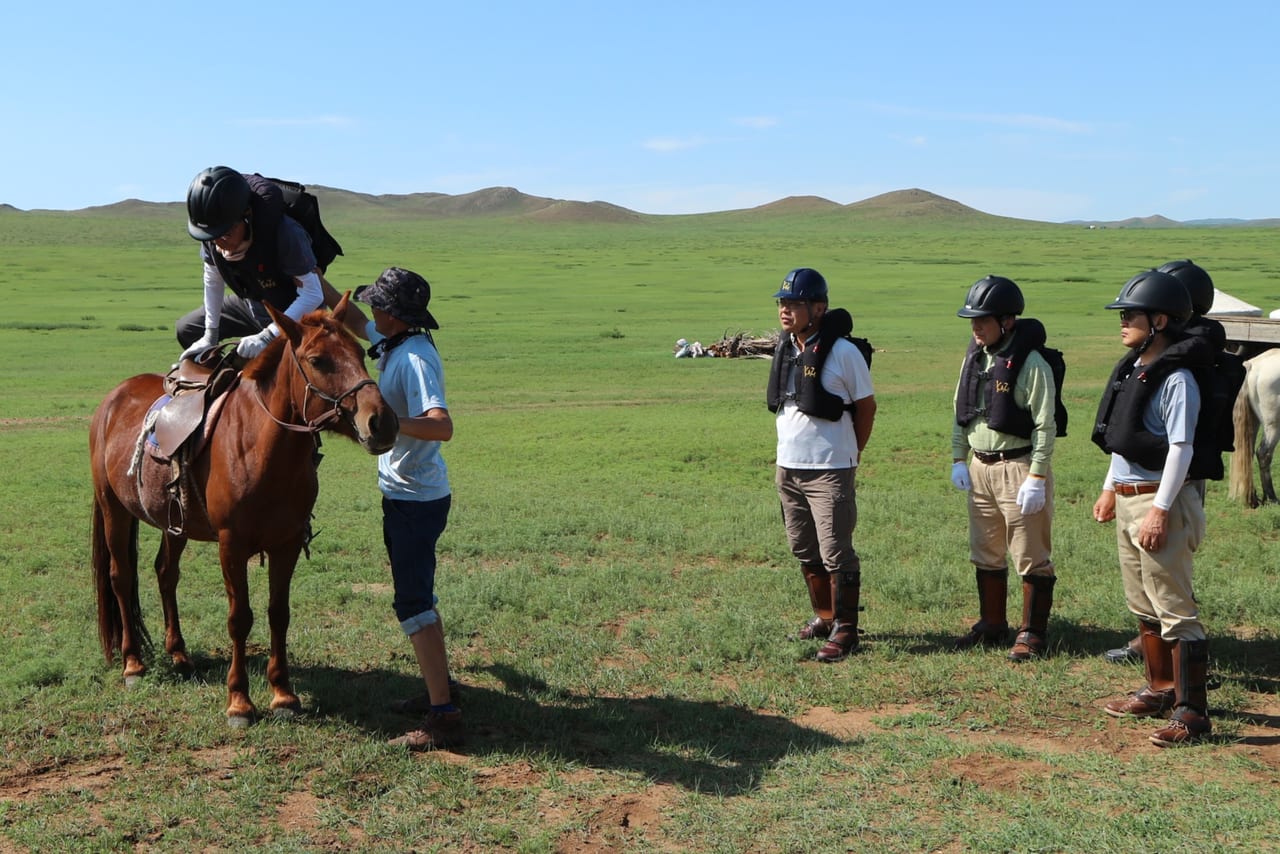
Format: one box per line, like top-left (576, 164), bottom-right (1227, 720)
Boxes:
top-left (845, 188), bottom-right (994, 220)
top-left (748, 195), bottom-right (843, 215)
top-left (4, 185), bottom-right (1277, 227)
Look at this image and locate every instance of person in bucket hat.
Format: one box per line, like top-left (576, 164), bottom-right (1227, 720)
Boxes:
top-left (329, 268), bottom-right (462, 750)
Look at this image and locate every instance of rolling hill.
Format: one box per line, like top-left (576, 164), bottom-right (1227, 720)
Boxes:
top-left (5, 186), bottom-right (1276, 228)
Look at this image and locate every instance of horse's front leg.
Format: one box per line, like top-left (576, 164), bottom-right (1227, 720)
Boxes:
top-left (265, 542), bottom-right (302, 717)
top-left (219, 540), bottom-right (256, 726)
top-left (154, 532), bottom-right (193, 676)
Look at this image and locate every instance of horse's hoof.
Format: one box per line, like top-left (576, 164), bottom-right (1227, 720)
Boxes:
top-left (226, 714), bottom-right (254, 730)
top-left (124, 674), bottom-right (144, 689)
top-left (271, 706), bottom-right (299, 721)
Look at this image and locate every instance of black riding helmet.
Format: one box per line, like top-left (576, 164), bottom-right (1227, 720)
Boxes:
top-left (1106, 269), bottom-right (1192, 332)
top-left (956, 275), bottom-right (1024, 318)
top-left (187, 166), bottom-right (251, 241)
top-left (773, 267), bottom-right (829, 302)
top-left (1157, 259), bottom-right (1214, 316)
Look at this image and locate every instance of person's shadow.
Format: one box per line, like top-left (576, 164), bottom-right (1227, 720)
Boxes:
top-left (295, 661), bottom-right (847, 794)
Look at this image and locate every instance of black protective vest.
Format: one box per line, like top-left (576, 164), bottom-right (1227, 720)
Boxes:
top-left (954, 318), bottom-right (1047, 439)
top-left (766, 308), bottom-right (856, 421)
top-left (1091, 332), bottom-right (1218, 478)
top-left (207, 174), bottom-right (297, 311)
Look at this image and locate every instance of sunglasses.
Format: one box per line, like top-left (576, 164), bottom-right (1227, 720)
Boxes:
top-left (1118, 309), bottom-right (1146, 323)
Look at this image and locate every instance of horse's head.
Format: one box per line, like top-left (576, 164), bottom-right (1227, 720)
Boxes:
top-left (257, 296), bottom-right (399, 454)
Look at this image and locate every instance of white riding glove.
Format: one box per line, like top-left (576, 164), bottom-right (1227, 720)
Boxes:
top-left (236, 327), bottom-right (277, 359)
top-left (1016, 476), bottom-right (1047, 515)
top-left (950, 461), bottom-right (972, 491)
top-left (180, 327), bottom-right (219, 362)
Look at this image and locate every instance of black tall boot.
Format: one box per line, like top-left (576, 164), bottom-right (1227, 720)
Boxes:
top-left (796, 564), bottom-right (833, 640)
top-left (953, 568), bottom-right (1009, 649)
top-left (817, 567), bottom-right (860, 662)
top-left (1150, 639), bottom-right (1212, 746)
top-left (1008, 575), bottom-right (1055, 661)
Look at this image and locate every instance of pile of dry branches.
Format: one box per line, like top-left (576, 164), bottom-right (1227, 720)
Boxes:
top-left (704, 330), bottom-right (779, 359)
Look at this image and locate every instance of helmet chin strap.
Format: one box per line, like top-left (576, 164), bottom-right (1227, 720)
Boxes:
top-left (1136, 311), bottom-right (1161, 356)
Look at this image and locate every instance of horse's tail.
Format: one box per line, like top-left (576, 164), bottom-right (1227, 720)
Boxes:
top-left (1229, 367), bottom-right (1259, 507)
top-left (93, 500), bottom-right (149, 661)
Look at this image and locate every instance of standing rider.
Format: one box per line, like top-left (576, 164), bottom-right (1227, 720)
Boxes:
top-left (177, 167), bottom-right (326, 361)
top-left (1093, 270), bottom-right (1214, 746)
top-left (950, 276), bottom-right (1059, 661)
top-left (767, 267), bottom-right (877, 662)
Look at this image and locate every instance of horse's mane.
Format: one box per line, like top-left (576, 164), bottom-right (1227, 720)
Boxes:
top-left (241, 309), bottom-right (346, 388)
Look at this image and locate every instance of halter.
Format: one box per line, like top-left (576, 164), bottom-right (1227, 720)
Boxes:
top-left (250, 336), bottom-right (376, 433)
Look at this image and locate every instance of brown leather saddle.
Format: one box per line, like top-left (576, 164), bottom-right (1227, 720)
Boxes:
top-left (152, 357), bottom-right (241, 460)
top-left (131, 355), bottom-right (240, 536)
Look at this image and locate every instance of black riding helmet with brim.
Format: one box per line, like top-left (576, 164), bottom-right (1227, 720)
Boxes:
top-left (1106, 269), bottom-right (1191, 330)
top-left (187, 166), bottom-right (251, 241)
top-left (957, 275), bottom-right (1024, 318)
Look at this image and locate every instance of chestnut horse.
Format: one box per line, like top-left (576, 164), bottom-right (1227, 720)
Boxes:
top-left (90, 296), bottom-right (397, 725)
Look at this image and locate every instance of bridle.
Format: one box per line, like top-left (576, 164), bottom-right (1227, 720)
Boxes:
top-left (250, 336), bottom-right (376, 434)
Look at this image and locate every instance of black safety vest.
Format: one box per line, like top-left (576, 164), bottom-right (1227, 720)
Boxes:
top-left (1091, 333), bottom-right (1217, 477)
top-left (955, 319), bottom-right (1048, 439)
top-left (206, 174), bottom-right (305, 311)
top-left (766, 308), bottom-right (859, 421)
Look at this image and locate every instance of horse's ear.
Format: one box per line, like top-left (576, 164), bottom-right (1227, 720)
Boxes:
top-left (265, 303), bottom-right (303, 347)
top-left (332, 292), bottom-right (352, 323)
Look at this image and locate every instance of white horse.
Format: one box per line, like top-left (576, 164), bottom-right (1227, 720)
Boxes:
top-left (1229, 347), bottom-right (1280, 506)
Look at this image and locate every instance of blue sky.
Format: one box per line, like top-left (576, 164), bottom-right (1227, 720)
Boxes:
top-left (4, 1), bottom-right (1278, 221)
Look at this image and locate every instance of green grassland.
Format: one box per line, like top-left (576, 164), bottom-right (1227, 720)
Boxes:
top-left (1, 198), bottom-right (1279, 851)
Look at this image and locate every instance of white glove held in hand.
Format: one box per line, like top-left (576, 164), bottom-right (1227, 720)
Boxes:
top-left (235, 327), bottom-right (277, 359)
top-left (950, 461), bottom-right (972, 491)
top-left (180, 328), bottom-right (219, 362)
top-left (1017, 476), bottom-right (1047, 515)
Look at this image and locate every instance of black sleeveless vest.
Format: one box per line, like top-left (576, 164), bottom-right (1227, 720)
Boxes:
top-left (1091, 333), bottom-right (1218, 477)
top-left (766, 308), bottom-right (856, 421)
top-left (954, 318), bottom-right (1047, 440)
top-left (207, 174), bottom-right (297, 311)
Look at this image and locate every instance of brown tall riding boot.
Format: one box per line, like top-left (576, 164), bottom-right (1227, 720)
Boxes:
top-left (817, 567), bottom-right (860, 662)
top-left (1150, 639), bottom-right (1212, 746)
top-left (953, 568), bottom-right (1009, 649)
top-left (1008, 575), bottom-right (1055, 661)
top-left (1105, 621), bottom-right (1175, 717)
top-left (796, 564), bottom-right (834, 640)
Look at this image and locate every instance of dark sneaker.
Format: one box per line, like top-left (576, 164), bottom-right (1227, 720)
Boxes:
top-left (1104, 641), bottom-right (1143, 664)
top-left (388, 709), bottom-right (465, 750)
top-left (388, 678), bottom-right (462, 714)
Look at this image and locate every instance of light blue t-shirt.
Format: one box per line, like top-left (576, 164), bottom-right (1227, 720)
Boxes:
top-left (368, 324), bottom-right (450, 501)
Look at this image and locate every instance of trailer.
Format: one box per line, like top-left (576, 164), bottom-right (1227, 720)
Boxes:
top-left (1215, 315), bottom-right (1280, 358)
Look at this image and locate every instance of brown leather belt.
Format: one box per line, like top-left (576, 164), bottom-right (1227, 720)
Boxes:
top-left (1113, 481), bottom-right (1161, 496)
top-left (972, 447), bottom-right (1032, 464)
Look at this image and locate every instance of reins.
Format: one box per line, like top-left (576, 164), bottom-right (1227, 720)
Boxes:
top-left (248, 338), bottom-right (376, 433)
